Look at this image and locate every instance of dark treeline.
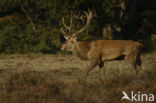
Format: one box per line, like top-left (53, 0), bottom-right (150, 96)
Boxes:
top-left (0, 0), bottom-right (156, 53)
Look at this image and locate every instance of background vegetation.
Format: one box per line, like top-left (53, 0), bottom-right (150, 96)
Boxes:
top-left (0, 0), bottom-right (156, 53)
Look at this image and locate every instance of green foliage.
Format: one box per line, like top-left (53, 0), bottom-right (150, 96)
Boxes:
top-left (0, 0), bottom-right (156, 53)
top-left (0, 24), bottom-right (60, 53)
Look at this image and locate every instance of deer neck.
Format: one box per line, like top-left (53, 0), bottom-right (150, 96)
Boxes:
top-left (73, 41), bottom-right (90, 60)
top-left (71, 42), bottom-right (78, 56)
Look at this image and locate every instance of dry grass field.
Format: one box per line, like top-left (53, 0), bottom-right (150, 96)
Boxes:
top-left (0, 54), bottom-right (155, 103)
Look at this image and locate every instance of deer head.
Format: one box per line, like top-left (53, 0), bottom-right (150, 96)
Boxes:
top-left (61, 9), bottom-right (93, 52)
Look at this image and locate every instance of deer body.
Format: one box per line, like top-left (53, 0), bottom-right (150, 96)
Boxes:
top-left (61, 10), bottom-right (143, 81)
top-left (62, 39), bottom-right (142, 80)
top-left (66, 40), bottom-right (142, 61)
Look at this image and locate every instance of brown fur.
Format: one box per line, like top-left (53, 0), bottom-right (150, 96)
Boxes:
top-left (62, 39), bottom-right (143, 81)
top-left (61, 10), bottom-right (143, 81)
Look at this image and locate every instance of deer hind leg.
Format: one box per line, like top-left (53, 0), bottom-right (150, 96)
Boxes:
top-left (136, 53), bottom-right (142, 71)
top-left (84, 60), bottom-right (98, 81)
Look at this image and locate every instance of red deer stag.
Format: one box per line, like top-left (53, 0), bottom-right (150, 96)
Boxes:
top-left (61, 10), bottom-right (143, 81)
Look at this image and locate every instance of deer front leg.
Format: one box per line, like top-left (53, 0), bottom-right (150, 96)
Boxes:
top-left (84, 60), bottom-right (98, 81)
top-left (126, 55), bottom-right (139, 74)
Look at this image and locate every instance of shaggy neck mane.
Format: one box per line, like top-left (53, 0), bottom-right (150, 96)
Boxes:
top-left (73, 41), bottom-right (91, 60)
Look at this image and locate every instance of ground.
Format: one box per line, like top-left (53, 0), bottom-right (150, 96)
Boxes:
top-left (0, 54), bottom-right (155, 103)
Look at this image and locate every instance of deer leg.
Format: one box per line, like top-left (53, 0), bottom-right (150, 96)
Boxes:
top-left (99, 62), bottom-right (105, 79)
top-left (136, 53), bottom-right (142, 71)
top-left (126, 55), bottom-right (139, 74)
top-left (84, 60), bottom-right (97, 81)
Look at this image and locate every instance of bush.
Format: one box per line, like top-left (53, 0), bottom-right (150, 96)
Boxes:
top-left (0, 24), bottom-right (60, 54)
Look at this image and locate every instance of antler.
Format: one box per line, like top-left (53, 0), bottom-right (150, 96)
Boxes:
top-left (61, 11), bottom-right (73, 36)
top-left (72, 9), bottom-right (93, 37)
top-left (61, 9), bottom-right (93, 38)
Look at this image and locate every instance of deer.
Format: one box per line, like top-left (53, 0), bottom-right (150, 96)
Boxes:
top-left (61, 9), bottom-right (143, 81)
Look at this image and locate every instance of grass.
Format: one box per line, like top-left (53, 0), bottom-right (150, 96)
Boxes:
top-left (0, 66), bottom-right (156, 103)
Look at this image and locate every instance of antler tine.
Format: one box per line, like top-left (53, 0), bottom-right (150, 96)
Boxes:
top-left (69, 11), bottom-right (73, 33)
top-left (61, 27), bottom-right (70, 40)
top-left (61, 11), bottom-right (74, 34)
top-left (84, 9), bottom-right (92, 25)
top-left (62, 17), bottom-right (69, 31)
top-left (74, 11), bottom-right (81, 19)
top-left (72, 9), bottom-right (93, 37)
top-left (61, 27), bottom-right (67, 36)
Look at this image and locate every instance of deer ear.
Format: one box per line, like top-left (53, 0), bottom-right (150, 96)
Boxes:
top-left (64, 35), bottom-right (70, 40)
